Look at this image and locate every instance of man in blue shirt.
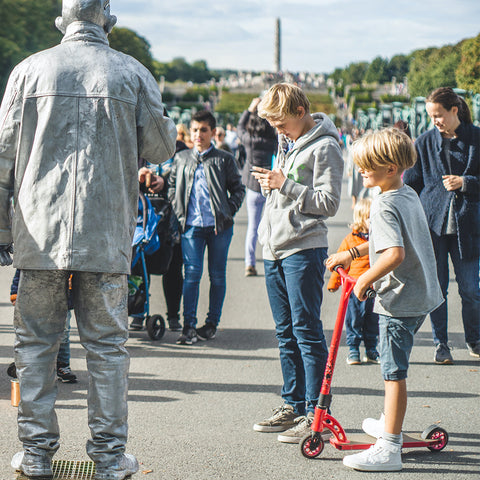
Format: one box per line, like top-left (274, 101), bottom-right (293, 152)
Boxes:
top-left (168, 111), bottom-right (245, 344)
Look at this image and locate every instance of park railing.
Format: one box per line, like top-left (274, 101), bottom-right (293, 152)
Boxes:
top-left (355, 89), bottom-right (480, 138)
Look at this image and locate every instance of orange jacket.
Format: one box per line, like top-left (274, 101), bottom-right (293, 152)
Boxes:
top-left (327, 230), bottom-right (370, 291)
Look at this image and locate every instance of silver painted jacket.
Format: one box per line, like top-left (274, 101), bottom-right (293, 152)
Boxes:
top-left (0, 22), bottom-right (177, 273)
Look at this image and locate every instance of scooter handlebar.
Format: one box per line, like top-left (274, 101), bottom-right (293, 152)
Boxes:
top-left (331, 264), bottom-right (376, 298)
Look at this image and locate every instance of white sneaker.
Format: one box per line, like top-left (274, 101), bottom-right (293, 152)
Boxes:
top-left (362, 413), bottom-right (385, 438)
top-left (343, 438), bottom-right (402, 471)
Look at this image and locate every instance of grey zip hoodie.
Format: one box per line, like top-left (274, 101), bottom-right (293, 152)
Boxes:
top-left (258, 113), bottom-right (344, 260)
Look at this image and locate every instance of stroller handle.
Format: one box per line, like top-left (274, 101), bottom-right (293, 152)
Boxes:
top-left (332, 264), bottom-right (376, 299)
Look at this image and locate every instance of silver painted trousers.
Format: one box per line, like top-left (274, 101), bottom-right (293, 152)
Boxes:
top-left (14, 270), bottom-right (130, 465)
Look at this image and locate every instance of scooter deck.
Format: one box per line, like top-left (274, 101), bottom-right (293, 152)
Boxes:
top-left (330, 432), bottom-right (438, 451)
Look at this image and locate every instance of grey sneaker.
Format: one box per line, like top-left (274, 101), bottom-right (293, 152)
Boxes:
top-left (94, 453), bottom-right (139, 480)
top-left (278, 412), bottom-right (332, 443)
top-left (363, 350), bottom-right (380, 364)
top-left (196, 323), bottom-right (217, 341)
top-left (11, 451), bottom-right (53, 478)
top-left (253, 404), bottom-right (298, 432)
top-left (347, 348), bottom-right (361, 365)
top-left (434, 343), bottom-right (453, 364)
top-left (466, 341), bottom-right (480, 358)
top-left (176, 327), bottom-right (198, 345)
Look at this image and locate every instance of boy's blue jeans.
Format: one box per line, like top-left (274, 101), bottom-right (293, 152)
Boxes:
top-left (429, 232), bottom-right (480, 345)
top-left (345, 295), bottom-right (379, 350)
top-left (264, 248), bottom-right (328, 415)
top-left (181, 225), bottom-right (233, 328)
top-left (379, 314), bottom-right (425, 381)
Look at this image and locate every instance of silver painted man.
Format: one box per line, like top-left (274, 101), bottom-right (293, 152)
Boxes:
top-left (0, 1), bottom-right (176, 478)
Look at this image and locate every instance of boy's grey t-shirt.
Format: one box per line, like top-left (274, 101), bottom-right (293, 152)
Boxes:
top-left (369, 184), bottom-right (444, 317)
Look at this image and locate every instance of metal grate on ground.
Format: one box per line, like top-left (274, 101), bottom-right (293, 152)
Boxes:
top-left (16, 460), bottom-right (97, 480)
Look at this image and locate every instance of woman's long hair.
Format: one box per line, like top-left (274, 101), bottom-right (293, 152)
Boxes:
top-left (426, 87), bottom-right (472, 124)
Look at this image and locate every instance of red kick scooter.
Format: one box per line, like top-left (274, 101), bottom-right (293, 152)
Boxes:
top-left (300, 266), bottom-right (448, 458)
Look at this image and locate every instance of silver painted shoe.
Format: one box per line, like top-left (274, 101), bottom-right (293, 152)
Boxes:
top-left (94, 453), bottom-right (139, 480)
top-left (11, 451), bottom-right (53, 479)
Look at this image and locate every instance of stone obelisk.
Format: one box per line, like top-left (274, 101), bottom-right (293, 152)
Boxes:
top-left (274, 18), bottom-right (281, 73)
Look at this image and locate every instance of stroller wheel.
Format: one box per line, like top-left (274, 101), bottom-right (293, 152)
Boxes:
top-left (146, 314), bottom-right (166, 341)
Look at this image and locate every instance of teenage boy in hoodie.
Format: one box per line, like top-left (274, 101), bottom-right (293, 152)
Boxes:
top-left (251, 83), bottom-right (344, 443)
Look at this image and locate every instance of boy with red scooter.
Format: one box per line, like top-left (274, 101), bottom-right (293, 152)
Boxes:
top-left (326, 127), bottom-right (443, 471)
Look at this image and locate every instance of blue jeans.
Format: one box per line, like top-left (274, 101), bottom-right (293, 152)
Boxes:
top-left (345, 295), bottom-right (379, 350)
top-left (378, 315), bottom-right (425, 381)
top-left (264, 248), bottom-right (328, 415)
top-left (430, 232), bottom-right (480, 345)
top-left (245, 189), bottom-right (265, 267)
top-left (181, 225), bottom-right (233, 328)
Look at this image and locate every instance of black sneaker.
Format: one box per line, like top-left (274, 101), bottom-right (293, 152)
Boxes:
top-left (434, 343), bottom-right (453, 364)
top-left (7, 361), bottom-right (17, 378)
top-left (129, 317), bottom-right (144, 330)
top-left (196, 323), bottom-right (216, 341)
top-left (168, 318), bottom-right (182, 332)
top-left (466, 341), bottom-right (480, 358)
top-left (176, 327), bottom-right (198, 345)
top-left (57, 364), bottom-right (77, 383)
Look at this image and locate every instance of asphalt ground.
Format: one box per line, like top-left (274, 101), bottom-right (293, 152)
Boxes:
top-left (0, 179), bottom-right (479, 479)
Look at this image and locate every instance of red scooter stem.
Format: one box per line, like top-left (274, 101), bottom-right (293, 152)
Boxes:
top-left (312, 266), bottom-right (359, 439)
top-left (321, 266), bottom-right (356, 398)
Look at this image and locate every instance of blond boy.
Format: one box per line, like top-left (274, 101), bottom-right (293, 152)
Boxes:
top-left (327, 128), bottom-right (443, 471)
top-left (251, 83), bottom-right (344, 442)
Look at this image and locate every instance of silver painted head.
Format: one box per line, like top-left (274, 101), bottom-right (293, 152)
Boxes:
top-left (55, 0), bottom-right (117, 34)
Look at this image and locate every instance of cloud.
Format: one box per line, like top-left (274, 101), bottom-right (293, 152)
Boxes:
top-left (111, 0), bottom-right (480, 72)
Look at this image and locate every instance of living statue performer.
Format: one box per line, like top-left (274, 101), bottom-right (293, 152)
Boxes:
top-left (0, 1), bottom-right (177, 478)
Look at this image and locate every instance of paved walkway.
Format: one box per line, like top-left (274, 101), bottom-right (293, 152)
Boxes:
top-left (0, 180), bottom-right (479, 479)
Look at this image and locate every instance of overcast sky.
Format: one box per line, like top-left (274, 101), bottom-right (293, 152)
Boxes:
top-left (112, 0), bottom-right (480, 73)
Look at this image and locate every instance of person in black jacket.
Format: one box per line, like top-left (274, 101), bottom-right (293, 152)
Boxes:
top-left (168, 111), bottom-right (245, 344)
top-left (404, 87), bottom-right (480, 364)
top-left (237, 98), bottom-right (278, 276)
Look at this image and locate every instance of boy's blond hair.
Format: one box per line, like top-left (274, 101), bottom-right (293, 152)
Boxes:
top-left (350, 198), bottom-right (371, 233)
top-left (257, 83), bottom-right (310, 121)
top-left (352, 127), bottom-right (416, 172)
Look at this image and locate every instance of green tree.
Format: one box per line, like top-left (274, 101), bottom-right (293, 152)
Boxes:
top-left (364, 56), bottom-right (389, 84)
top-left (407, 44), bottom-right (462, 97)
top-left (0, 0), bottom-right (62, 95)
top-left (386, 54), bottom-right (411, 81)
top-left (108, 27), bottom-right (156, 76)
top-left (456, 33), bottom-right (480, 93)
top-left (343, 62), bottom-right (368, 85)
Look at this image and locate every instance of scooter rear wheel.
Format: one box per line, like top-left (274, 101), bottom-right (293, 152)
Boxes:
top-left (300, 434), bottom-right (324, 458)
top-left (146, 314), bottom-right (166, 340)
top-left (421, 425), bottom-right (448, 452)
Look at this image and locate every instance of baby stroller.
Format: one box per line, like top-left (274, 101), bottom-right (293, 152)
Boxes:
top-left (128, 192), bottom-right (173, 340)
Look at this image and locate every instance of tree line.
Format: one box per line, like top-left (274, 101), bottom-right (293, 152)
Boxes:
top-left (330, 33), bottom-right (480, 97)
top-left (1, 0), bottom-right (479, 99)
top-left (0, 0), bottom-right (218, 97)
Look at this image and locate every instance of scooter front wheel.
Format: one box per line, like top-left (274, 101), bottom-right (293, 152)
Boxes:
top-left (300, 433), bottom-right (324, 458)
top-left (421, 425), bottom-right (448, 452)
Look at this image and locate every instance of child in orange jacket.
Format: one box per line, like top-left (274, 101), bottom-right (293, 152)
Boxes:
top-left (328, 198), bottom-right (379, 365)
